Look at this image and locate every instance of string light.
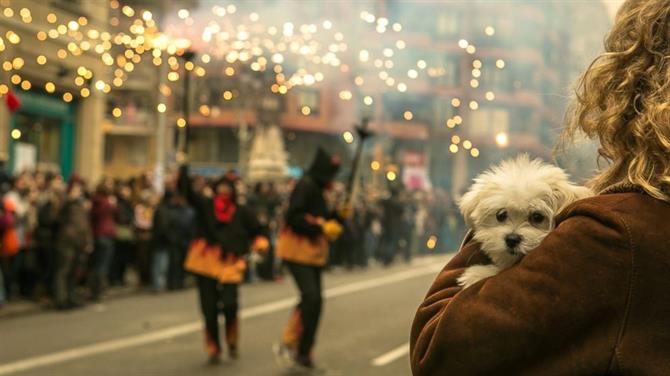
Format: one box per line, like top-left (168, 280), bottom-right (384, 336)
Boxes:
top-left (495, 132), bottom-right (509, 147)
top-left (338, 90), bottom-right (352, 101)
top-left (363, 96), bottom-right (373, 106)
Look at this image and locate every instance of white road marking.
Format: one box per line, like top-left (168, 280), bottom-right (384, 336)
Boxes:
top-left (0, 259), bottom-right (447, 375)
top-left (371, 343), bottom-right (410, 367)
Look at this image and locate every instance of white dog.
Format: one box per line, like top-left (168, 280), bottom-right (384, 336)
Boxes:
top-left (456, 155), bottom-right (592, 288)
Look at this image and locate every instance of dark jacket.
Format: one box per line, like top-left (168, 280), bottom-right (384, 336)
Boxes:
top-left (152, 198), bottom-right (194, 251)
top-left (285, 177), bottom-right (329, 239)
top-left (58, 198), bottom-right (93, 252)
top-left (284, 147), bottom-right (340, 239)
top-left (410, 185), bottom-right (670, 375)
top-left (34, 198), bottom-right (60, 247)
top-left (178, 166), bottom-right (262, 256)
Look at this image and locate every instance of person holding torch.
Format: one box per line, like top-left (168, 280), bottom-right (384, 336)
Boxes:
top-left (274, 147), bottom-right (345, 370)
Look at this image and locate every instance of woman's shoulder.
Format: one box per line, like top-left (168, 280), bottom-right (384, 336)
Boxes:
top-left (561, 191), bottom-right (667, 220)
top-left (558, 191), bottom-right (669, 247)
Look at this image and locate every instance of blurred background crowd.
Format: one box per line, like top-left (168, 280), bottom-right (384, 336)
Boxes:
top-left (0, 167), bottom-right (464, 310)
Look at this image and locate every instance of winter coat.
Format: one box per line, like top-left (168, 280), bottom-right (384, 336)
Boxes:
top-left (410, 184), bottom-right (670, 375)
top-left (34, 198), bottom-right (60, 248)
top-left (152, 200), bottom-right (194, 251)
top-left (57, 198), bottom-right (93, 253)
top-left (90, 194), bottom-right (117, 238)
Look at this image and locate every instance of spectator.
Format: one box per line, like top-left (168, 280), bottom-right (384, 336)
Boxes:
top-left (34, 175), bottom-right (64, 297)
top-left (134, 191), bottom-right (155, 286)
top-left (54, 177), bottom-right (93, 310)
top-left (89, 179), bottom-right (118, 302)
top-left (151, 191), bottom-right (193, 292)
top-left (378, 186), bottom-right (404, 265)
top-left (110, 182), bottom-right (135, 286)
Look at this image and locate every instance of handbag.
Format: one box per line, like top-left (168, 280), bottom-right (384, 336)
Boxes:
top-left (0, 227), bottom-right (19, 257)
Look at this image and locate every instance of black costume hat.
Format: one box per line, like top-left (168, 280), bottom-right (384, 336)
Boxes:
top-left (307, 147), bottom-right (341, 187)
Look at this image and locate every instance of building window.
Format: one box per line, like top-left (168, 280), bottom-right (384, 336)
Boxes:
top-left (436, 12), bottom-right (460, 37)
top-left (468, 108), bottom-right (509, 138)
top-left (438, 56), bottom-right (460, 87)
top-left (383, 94), bottom-right (434, 124)
top-left (297, 89), bottom-right (320, 115)
top-left (481, 59), bottom-right (510, 91)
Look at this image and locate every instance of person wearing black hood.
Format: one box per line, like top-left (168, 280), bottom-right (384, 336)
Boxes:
top-left (274, 147), bottom-right (344, 370)
top-left (178, 165), bottom-right (267, 364)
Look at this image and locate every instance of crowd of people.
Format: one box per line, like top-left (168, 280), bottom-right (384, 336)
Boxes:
top-left (0, 167), bottom-right (464, 311)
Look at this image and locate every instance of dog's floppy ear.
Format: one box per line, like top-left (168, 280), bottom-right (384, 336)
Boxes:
top-left (458, 187), bottom-right (481, 229)
top-left (549, 181), bottom-right (593, 213)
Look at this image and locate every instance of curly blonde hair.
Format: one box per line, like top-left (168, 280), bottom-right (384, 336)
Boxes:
top-left (563, 0), bottom-right (670, 201)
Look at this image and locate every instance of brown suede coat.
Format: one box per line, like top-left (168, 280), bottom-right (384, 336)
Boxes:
top-left (410, 186), bottom-right (670, 375)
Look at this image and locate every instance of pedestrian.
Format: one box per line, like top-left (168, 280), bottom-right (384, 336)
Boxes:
top-left (378, 186), bottom-right (404, 265)
top-left (88, 179), bottom-right (117, 302)
top-left (110, 183), bottom-right (135, 287)
top-left (410, 1), bottom-right (670, 374)
top-left (248, 182), bottom-right (281, 281)
top-left (274, 148), bottom-right (344, 370)
top-left (0, 187), bottom-right (17, 303)
top-left (5, 174), bottom-right (33, 297)
top-left (134, 191), bottom-right (155, 286)
top-left (178, 165), bottom-right (267, 364)
top-left (54, 177), bottom-right (93, 310)
top-left (151, 191), bottom-right (194, 292)
top-left (34, 175), bottom-right (63, 297)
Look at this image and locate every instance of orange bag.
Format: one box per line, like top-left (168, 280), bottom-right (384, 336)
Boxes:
top-left (183, 238), bottom-right (246, 283)
top-left (0, 227), bottom-right (19, 257)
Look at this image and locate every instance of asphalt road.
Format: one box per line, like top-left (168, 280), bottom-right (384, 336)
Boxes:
top-left (0, 255), bottom-right (450, 376)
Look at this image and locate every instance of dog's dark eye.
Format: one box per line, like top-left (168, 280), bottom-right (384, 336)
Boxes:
top-left (529, 212), bottom-right (545, 224)
top-left (496, 209), bottom-right (508, 222)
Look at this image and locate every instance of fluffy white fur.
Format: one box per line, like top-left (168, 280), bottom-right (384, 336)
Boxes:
top-left (457, 154), bottom-right (592, 288)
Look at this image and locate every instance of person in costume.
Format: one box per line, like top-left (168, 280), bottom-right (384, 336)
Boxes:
top-left (178, 165), bottom-right (268, 364)
top-left (274, 148), bottom-right (344, 369)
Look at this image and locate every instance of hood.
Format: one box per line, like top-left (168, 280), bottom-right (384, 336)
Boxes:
top-left (307, 147), bottom-right (341, 187)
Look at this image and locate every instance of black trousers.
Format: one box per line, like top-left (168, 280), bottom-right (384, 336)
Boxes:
top-left (196, 276), bottom-right (239, 355)
top-left (286, 261), bottom-right (323, 356)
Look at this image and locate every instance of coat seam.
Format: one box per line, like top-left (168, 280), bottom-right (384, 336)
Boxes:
top-left (607, 211), bottom-right (635, 375)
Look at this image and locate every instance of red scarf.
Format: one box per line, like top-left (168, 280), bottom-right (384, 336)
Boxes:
top-left (213, 195), bottom-right (236, 223)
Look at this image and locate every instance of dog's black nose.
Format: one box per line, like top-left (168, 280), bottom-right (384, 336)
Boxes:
top-left (505, 234), bottom-right (522, 248)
